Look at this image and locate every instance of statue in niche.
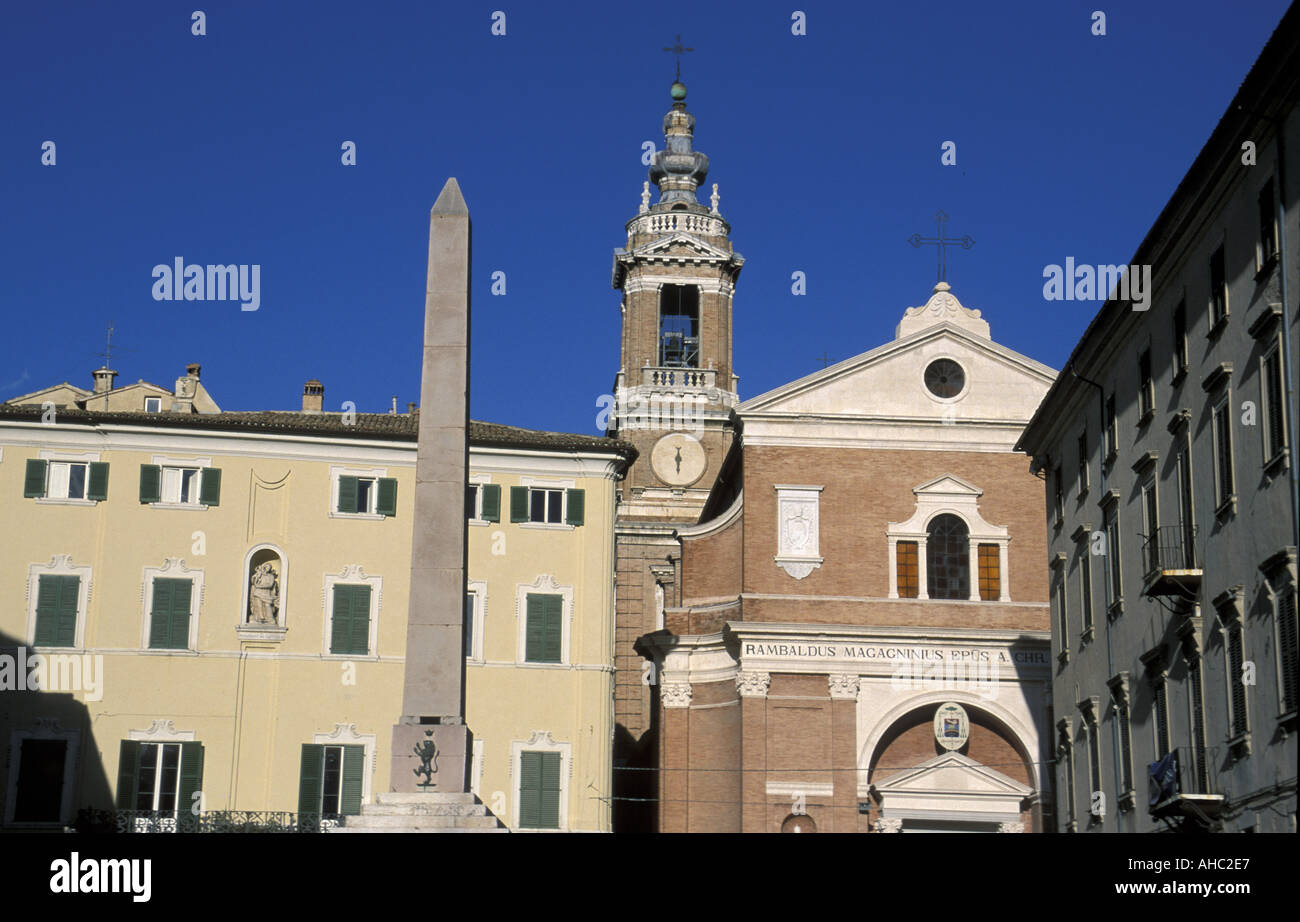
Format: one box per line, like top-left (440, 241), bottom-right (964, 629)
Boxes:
top-left (248, 561), bottom-right (280, 624)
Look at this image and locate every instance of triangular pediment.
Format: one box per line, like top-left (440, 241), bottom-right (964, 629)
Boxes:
top-left (913, 474), bottom-right (982, 498)
top-left (875, 752), bottom-right (1032, 798)
top-left (632, 233), bottom-right (733, 261)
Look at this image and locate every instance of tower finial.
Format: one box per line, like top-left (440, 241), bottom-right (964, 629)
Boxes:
top-left (663, 33), bottom-right (693, 84)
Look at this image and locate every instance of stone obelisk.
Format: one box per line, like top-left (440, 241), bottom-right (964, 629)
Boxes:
top-left (389, 177), bottom-right (472, 794)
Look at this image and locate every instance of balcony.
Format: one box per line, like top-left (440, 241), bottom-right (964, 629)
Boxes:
top-left (1148, 749), bottom-right (1224, 830)
top-left (1141, 524), bottom-right (1201, 598)
top-left (626, 211), bottom-right (729, 239)
top-left (641, 366), bottom-right (715, 390)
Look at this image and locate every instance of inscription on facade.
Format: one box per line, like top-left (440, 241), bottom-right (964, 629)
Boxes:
top-left (740, 641), bottom-right (1048, 666)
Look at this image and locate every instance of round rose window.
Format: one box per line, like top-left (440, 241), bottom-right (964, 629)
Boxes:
top-left (924, 359), bottom-right (965, 398)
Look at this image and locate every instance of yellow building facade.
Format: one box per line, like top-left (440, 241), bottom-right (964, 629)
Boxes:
top-left (0, 399), bottom-right (633, 833)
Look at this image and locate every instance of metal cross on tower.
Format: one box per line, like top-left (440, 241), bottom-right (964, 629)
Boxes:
top-left (663, 33), bottom-right (694, 80)
top-left (907, 211), bottom-right (975, 283)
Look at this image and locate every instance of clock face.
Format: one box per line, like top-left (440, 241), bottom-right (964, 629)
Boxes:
top-left (650, 433), bottom-right (707, 487)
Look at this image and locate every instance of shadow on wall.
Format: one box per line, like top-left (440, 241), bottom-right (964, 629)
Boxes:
top-left (0, 627), bottom-right (111, 831)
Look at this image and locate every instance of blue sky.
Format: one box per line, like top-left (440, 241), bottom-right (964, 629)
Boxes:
top-left (1, 0), bottom-right (1290, 436)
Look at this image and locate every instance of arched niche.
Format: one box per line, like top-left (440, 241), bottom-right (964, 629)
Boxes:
top-left (240, 543), bottom-right (287, 632)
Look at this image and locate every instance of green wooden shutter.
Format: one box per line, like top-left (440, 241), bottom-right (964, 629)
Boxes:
top-left (34, 575), bottom-right (78, 647)
top-left (116, 741), bottom-right (140, 810)
top-left (525, 594), bottom-right (562, 664)
top-left (298, 744), bottom-right (324, 817)
top-left (519, 751), bottom-right (541, 828)
top-left (543, 594), bottom-right (563, 663)
top-left (510, 486), bottom-right (529, 522)
top-left (465, 484), bottom-right (478, 518)
top-left (538, 751), bottom-right (561, 828)
top-left (481, 484), bottom-right (501, 522)
top-left (340, 744), bottom-right (365, 815)
top-left (23, 459), bottom-right (47, 498)
top-left (139, 464), bottom-right (161, 503)
top-left (178, 742), bottom-right (204, 821)
top-left (349, 585), bottom-right (371, 655)
top-left (199, 467), bottom-right (221, 506)
top-left (337, 476), bottom-right (358, 514)
top-left (330, 587), bottom-right (353, 654)
top-left (87, 462), bottom-right (109, 501)
top-left (376, 477), bottom-right (397, 516)
top-left (148, 578), bottom-right (174, 648)
top-left (149, 578), bottom-right (191, 649)
top-left (565, 488), bottom-right (585, 526)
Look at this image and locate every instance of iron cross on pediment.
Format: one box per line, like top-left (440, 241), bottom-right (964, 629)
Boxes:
top-left (908, 211), bottom-right (974, 283)
top-left (663, 33), bottom-right (694, 80)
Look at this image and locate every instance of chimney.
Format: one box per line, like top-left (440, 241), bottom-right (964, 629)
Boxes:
top-left (186, 363), bottom-right (201, 380)
top-left (390, 395), bottom-right (398, 415)
top-left (92, 367), bottom-right (117, 394)
top-left (302, 379), bottom-right (324, 414)
top-left (407, 402), bottom-right (417, 414)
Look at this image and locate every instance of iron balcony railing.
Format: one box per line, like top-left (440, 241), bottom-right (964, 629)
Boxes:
top-left (73, 808), bottom-right (340, 833)
top-left (1142, 524), bottom-right (1198, 576)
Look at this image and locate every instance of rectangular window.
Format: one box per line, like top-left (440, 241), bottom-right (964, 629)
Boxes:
top-left (1259, 178), bottom-right (1278, 267)
top-left (1226, 619), bottom-right (1249, 737)
top-left (337, 475), bottom-right (395, 516)
top-left (115, 740), bottom-right (204, 820)
top-left (160, 467), bottom-right (201, 505)
top-left (1277, 588), bottom-right (1298, 714)
top-left (1086, 724), bottom-right (1102, 818)
top-left (1263, 342), bottom-right (1287, 461)
top-left (466, 484), bottom-right (479, 519)
top-left (464, 591), bottom-right (475, 658)
top-left (147, 577), bottom-right (193, 650)
top-left (1176, 446), bottom-right (1196, 567)
top-left (977, 544), bottom-right (1000, 601)
top-left (1141, 478), bottom-right (1159, 574)
top-left (135, 742), bottom-right (181, 813)
top-left (1173, 301), bottom-right (1188, 376)
top-left (518, 750), bottom-right (561, 829)
top-left (1052, 466), bottom-right (1064, 526)
top-left (33, 574), bottom-right (79, 647)
top-left (1212, 399), bottom-right (1234, 509)
top-left (1138, 349), bottom-right (1154, 418)
top-left (1105, 507), bottom-right (1121, 606)
top-left (896, 541), bottom-right (918, 599)
top-left (1153, 678), bottom-right (1170, 760)
top-left (1055, 577), bottom-right (1068, 657)
top-left (1188, 658), bottom-right (1209, 794)
top-left (144, 397), bottom-right (162, 413)
top-left (1210, 244), bottom-right (1227, 327)
top-left (298, 743), bottom-right (364, 818)
top-left (1105, 394), bottom-right (1118, 459)
top-left (529, 488), bottom-right (563, 524)
top-left (1061, 737), bottom-right (1076, 830)
top-left (48, 461), bottom-right (88, 500)
top-left (330, 584), bottom-right (372, 656)
top-left (1079, 551), bottom-right (1094, 636)
top-left (1116, 701), bottom-right (1134, 798)
top-left (524, 593), bottom-right (563, 664)
top-left (12, 739), bottom-right (68, 823)
top-left (1077, 432), bottom-right (1089, 495)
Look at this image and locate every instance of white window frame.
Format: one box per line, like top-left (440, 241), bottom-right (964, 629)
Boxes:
top-left (4, 719), bottom-right (80, 827)
top-left (468, 473), bottom-right (492, 527)
top-left (321, 565), bottom-right (382, 658)
top-left (148, 455), bottom-right (214, 511)
top-left (1102, 491), bottom-right (1123, 617)
top-left (312, 723), bottom-right (377, 810)
top-left (329, 466), bottom-right (388, 520)
top-left (25, 555), bottom-right (92, 650)
top-left (144, 396), bottom-right (162, 413)
top-left (509, 731), bottom-right (571, 832)
top-left (519, 477), bottom-right (576, 531)
top-left (515, 574), bottom-right (573, 667)
top-left (139, 558), bottom-right (205, 652)
top-left (1260, 335), bottom-right (1289, 467)
top-left (465, 579), bottom-right (487, 662)
top-left (34, 449), bottom-right (101, 506)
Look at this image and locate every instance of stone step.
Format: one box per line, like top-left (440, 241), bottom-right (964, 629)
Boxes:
top-left (360, 803), bottom-right (488, 817)
top-left (335, 814), bottom-right (504, 830)
top-left (375, 792), bottom-right (482, 806)
top-left (330, 825), bottom-right (509, 834)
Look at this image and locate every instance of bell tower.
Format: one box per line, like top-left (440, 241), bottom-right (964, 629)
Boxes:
top-left (608, 78), bottom-right (743, 830)
top-left (610, 78), bottom-right (743, 521)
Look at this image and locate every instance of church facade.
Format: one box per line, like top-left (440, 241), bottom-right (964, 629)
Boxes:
top-left (640, 284), bottom-right (1058, 832)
